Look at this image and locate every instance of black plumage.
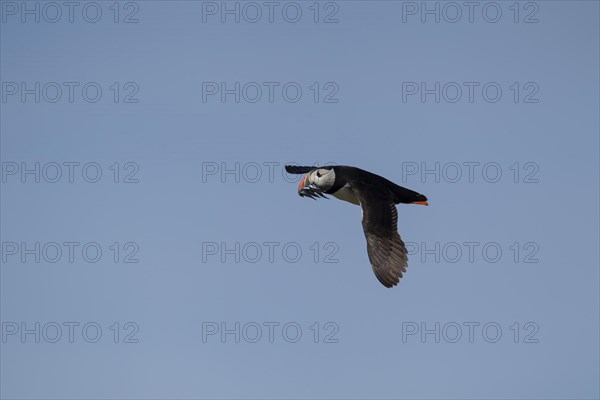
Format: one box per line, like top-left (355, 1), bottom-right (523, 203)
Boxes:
top-left (285, 165), bottom-right (428, 288)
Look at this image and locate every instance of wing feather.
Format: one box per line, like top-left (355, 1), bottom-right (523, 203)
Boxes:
top-left (350, 182), bottom-right (408, 288)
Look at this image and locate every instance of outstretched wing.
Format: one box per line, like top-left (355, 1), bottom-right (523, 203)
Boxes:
top-left (285, 165), bottom-right (317, 174)
top-left (351, 182), bottom-right (408, 288)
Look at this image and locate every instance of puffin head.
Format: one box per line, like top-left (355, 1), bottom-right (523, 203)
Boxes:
top-left (298, 168), bottom-right (335, 199)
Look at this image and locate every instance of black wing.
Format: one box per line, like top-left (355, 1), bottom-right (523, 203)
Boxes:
top-left (350, 182), bottom-right (408, 288)
top-left (285, 165), bottom-right (317, 174)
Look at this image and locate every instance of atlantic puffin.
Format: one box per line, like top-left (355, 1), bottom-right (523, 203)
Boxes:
top-left (285, 165), bottom-right (428, 288)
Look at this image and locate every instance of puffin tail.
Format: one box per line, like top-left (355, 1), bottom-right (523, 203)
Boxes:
top-left (389, 182), bottom-right (428, 205)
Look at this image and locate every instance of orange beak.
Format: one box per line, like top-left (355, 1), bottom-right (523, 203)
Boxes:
top-left (413, 201), bottom-right (429, 206)
top-left (297, 175), bottom-right (307, 192)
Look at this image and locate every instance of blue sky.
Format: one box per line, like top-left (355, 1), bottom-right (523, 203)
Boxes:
top-left (1, 1), bottom-right (599, 399)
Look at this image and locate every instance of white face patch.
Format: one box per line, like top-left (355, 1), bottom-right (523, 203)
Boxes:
top-left (311, 168), bottom-right (335, 191)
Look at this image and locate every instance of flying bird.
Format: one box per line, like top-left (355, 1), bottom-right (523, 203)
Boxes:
top-left (285, 165), bottom-right (428, 288)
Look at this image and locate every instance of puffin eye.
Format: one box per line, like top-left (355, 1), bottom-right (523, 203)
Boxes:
top-left (316, 171), bottom-right (322, 178)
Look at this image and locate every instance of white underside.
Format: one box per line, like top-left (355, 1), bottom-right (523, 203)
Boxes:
top-left (332, 184), bottom-right (360, 206)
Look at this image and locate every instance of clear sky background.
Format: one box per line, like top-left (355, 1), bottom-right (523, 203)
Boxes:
top-left (1, 1), bottom-right (599, 399)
